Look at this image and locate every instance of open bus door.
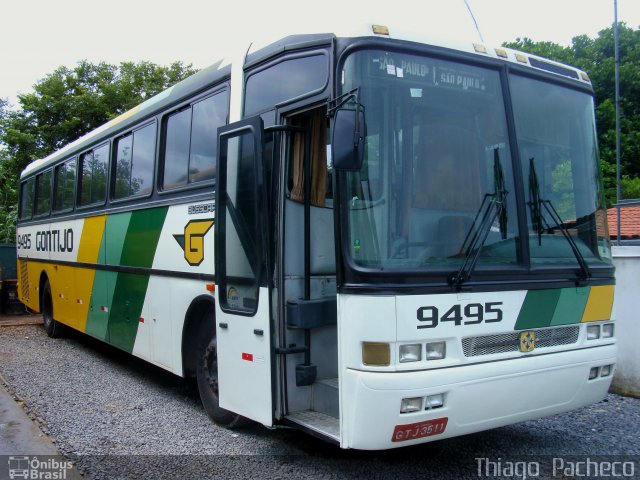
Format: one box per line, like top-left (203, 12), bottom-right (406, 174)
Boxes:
top-left (214, 117), bottom-right (274, 426)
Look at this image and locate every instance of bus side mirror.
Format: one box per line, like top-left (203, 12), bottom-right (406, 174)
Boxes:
top-left (331, 109), bottom-right (365, 171)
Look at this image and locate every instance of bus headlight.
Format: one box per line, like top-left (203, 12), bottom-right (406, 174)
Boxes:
top-left (587, 325), bottom-right (600, 340)
top-left (400, 397), bottom-right (423, 413)
top-left (362, 342), bottom-right (390, 366)
top-left (425, 393), bottom-right (444, 409)
top-left (399, 344), bottom-right (422, 363)
top-left (426, 341), bottom-right (446, 360)
top-left (602, 324), bottom-right (614, 338)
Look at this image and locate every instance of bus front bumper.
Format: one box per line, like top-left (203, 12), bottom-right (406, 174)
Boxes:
top-left (340, 344), bottom-right (616, 450)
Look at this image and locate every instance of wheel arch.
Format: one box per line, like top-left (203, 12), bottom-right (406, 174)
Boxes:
top-left (38, 270), bottom-right (50, 312)
top-left (181, 294), bottom-right (216, 378)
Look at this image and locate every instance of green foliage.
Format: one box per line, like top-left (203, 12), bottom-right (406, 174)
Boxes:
top-left (600, 160), bottom-right (618, 206)
top-left (505, 23), bottom-right (640, 206)
top-left (622, 175), bottom-right (640, 199)
top-left (0, 149), bottom-right (18, 243)
top-left (0, 61), bottom-right (197, 243)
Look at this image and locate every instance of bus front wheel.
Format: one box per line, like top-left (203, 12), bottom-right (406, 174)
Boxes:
top-left (196, 310), bottom-right (244, 428)
top-left (42, 280), bottom-right (63, 338)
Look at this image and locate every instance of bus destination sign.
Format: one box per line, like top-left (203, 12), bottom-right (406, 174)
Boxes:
top-left (370, 54), bottom-right (488, 93)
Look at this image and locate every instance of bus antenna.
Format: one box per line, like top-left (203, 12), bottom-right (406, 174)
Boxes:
top-left (464, 0), bottom-right (485, 43)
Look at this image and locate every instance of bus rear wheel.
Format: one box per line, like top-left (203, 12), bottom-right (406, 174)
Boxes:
top-left (195, 310), bottom-right (244, 428)
top-left (42, 280), bottom-right (63, 338)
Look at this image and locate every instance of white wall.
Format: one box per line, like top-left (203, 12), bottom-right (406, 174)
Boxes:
top-left (611, 246), bottom-right (640, 398)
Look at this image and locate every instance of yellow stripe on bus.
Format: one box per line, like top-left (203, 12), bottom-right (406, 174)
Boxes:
top-left (581, 285), bottom-right (615, 322)
top-left (77, 215), bottom-right (106, 263)
top-left (73, 215), bottom-right (107, 332)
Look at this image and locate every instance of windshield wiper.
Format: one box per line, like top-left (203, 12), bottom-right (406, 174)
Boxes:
top-left (528, 157), bottom-right (544, 245)
top-left (449, 148), bottom-right (508, 290)
top-left (527, 158), bottom-right (592, 283)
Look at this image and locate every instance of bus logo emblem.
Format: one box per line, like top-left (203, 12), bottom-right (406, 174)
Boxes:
top-left (519, 330), bottom-right (536, 352)
top-left (174, 219), bottom-right (214, 266)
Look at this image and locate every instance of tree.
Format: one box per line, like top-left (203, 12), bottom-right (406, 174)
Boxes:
top-left (504, 23), bottom-right (640, 206)
top-left (0, 60), bottom-right (197, 243)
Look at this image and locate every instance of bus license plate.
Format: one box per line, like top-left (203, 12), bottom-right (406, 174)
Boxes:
top-left (391, 417), bottom-right (448, 442)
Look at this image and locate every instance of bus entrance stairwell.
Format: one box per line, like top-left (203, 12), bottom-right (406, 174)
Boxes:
top-left (279, 107), bottom-right (340, 441)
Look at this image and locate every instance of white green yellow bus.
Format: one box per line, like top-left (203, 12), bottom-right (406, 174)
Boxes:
top-left (16, 21), bottom-right (616, 450)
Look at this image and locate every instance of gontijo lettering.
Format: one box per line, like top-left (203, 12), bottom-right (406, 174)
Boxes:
top-left (35, 229), bottom-right (74, 252)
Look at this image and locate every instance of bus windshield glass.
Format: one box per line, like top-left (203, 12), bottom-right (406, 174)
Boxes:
top-left (341, 50), bottom-right (519, 271)
top-left (340, 50), bottom-right (612, 274)
top-left (510, 74), bottom-right (612, 267)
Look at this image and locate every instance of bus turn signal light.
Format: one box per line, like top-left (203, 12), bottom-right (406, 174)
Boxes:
top-left (363, 342), bottom-right (390, 366)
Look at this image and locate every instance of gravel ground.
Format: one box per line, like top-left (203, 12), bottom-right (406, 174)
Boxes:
top-left (0, 324), bottom-right (638, 479)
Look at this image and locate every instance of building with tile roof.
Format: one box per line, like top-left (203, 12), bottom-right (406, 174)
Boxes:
top-left (608, 205), bottom-right (640, 240)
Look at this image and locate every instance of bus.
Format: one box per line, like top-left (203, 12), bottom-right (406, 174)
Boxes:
top-left (16, 21), bottom-right (616, 450)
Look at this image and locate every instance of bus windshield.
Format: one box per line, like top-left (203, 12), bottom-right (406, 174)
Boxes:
top-left (510, 75), bottom-right (612, 267)
top-left (340, 50), bottom-right (612, 274)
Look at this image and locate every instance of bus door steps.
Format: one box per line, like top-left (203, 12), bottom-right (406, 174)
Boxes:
top-left (312, 377), bottom-right (339, 418)
top-left (284, 410), bottom-right (339, 443)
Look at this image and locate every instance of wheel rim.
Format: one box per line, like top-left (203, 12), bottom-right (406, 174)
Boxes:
top-left (202, 339), bottom-right (219, 397)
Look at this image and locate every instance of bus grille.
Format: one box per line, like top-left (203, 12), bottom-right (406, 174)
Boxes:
top-left (462, 326), bottom-right (580, 357)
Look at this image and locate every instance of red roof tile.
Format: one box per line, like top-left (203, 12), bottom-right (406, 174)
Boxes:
top-left (607, 206), bottom-right (640, 238)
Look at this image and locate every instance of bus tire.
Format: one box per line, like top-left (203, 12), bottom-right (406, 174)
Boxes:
top-left (42, 280), bottom-right (63, 338)
top-left (195, 308), bottom-right (245, 428)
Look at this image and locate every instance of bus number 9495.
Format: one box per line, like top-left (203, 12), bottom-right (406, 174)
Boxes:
top-left (416, 302), bottom-right (503, 329)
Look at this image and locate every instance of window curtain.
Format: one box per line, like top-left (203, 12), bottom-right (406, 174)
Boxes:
top-left (290, 109), bottom-right (327, 207)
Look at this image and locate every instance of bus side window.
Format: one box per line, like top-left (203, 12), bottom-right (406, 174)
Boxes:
top-left (34, 169), bottom-right (53, 217)
top-left (189, 92), bottom-right (227, 183)
top-left (19, 178), bottom-right (35, 220)
top-left (161, 90), bottom-right (228, 191)
top-left (79, 143), bottom-right (109, 207)
top-left (114, 122), bottom-right (157, 200)
top-left (54, 158), bottom-right (76, 212)
top-left (244, 53), bottom-right (328, 117)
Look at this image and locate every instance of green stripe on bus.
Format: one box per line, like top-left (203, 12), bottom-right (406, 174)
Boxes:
top-left (107, 273), bottom-right (151, 352)
top-left (119, 208), bottom-right (168, 268)
top-left (107, 207), bottom-right (168, 352)
top-left (85, 224), bottom-right (109, 340)
top-left (549, 287), bottom-right (590, 326)
top-left (85, 213), bottom-right (131, 341)
top-left (105, 212), bottom-right (132, 264)
top-left (85, 271), bottom-right (113, 340)
top-left (514, 289), bottom-right (561, 330)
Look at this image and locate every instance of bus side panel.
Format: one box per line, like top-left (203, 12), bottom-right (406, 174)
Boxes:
top-left (46, 217), bottom-right (90, 330)
top-left (82, 212), bottom-right (129, 342)
top-left (17, 201), bottom-right (215, 377)
top-left (74, 215), bottom-right (107, 332)
top-left (134, 203), bottom-right (216, 374)
top-left (104, 208), bottom-right (167, 353)
top-left (52, 264), bottom-right (75, 326)
top-left (16, 223), bottom-right (51, 311)
top-left (137, 277), bottom-right (202, 372)
top-left (85, 271), bottom-right (113, 341)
